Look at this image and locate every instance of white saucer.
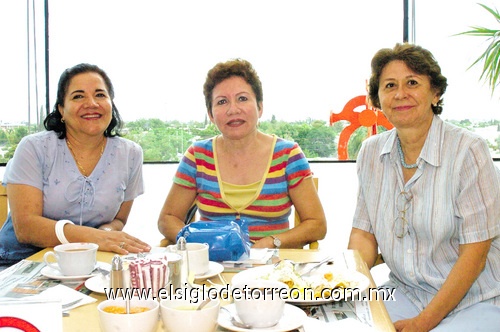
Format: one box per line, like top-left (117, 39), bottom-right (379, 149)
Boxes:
top-left (194, 261), bottom-right (224, 280)
top-left (41, 262), bottom-right (110, 281)
top-left (218, 303), bottom-right (306, 332)
top-left (85, 275), bottom-right (109, 294)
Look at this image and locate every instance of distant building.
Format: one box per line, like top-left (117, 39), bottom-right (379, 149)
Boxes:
top-left (0, 122), bottom-right (28, 130)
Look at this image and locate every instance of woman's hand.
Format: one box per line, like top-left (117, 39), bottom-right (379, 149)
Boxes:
top-left (251, 236), bottom-right (274, 248)
top-left (394, 315), bottom-right (433, 332)
top-left (96, 229), bottom-right (151, 254)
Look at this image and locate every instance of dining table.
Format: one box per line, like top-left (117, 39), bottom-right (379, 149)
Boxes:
top-left (24, 248), bottom-right (395, 332)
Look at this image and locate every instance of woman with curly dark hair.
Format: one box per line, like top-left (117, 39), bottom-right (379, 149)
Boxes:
top-left (0, 63), bottom-right (150, 268)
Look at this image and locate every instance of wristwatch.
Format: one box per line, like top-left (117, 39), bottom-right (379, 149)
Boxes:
top-left (271, 235), bottom-right (281, 248)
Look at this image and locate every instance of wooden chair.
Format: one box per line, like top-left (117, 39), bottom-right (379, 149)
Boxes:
top-left (294, 177), bottom-right (319, 249)
top-left (0, 186), bottom-right (8, 229)
top-left (374, 253), bottom-right (385, 266)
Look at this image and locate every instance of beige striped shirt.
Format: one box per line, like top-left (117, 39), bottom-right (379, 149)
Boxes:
top-left (353, 115), bottom-right (500, 313)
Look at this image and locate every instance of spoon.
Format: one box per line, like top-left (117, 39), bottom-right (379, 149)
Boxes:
top-left (206, 279), bottom-right (223, 289)
top-left (196, 298), bottom-right (211, 311)
top-left (220, 306), bottom-right (252, 329)
top-left (125, 297), bottom-right (130, 314)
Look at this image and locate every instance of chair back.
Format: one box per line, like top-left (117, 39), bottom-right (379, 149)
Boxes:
top-left (0, 186), bottom-right (7, 229)
top-left (294, 177), bottom-right (319, 249)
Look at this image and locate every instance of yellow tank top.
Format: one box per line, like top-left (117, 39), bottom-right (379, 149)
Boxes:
top-left (221, 180), bottom-right (260, 211)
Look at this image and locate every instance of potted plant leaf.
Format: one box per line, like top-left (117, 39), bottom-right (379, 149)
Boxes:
top-left (456, 3), bottom-right (500, 94)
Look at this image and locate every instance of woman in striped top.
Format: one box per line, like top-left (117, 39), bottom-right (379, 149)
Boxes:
top-left (158, 59), bottom-right (326, 249)
top-left (349, 44), bottom-right (500, 331)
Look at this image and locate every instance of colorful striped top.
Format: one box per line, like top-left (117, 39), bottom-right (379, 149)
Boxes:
top-left (173, 135), bottom-right (312, 241)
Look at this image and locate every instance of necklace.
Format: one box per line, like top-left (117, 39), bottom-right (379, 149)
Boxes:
top-left (396, 137), bottom-right (418, 169)
top-left (66, 138), bottom-right (105, 176)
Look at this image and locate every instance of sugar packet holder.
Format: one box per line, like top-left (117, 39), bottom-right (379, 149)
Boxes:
top-left (128, 256), bottom-right (168, 296)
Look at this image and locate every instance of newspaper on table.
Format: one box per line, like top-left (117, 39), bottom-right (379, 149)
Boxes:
top-left (0, 260), bottom-right (86, 299)
top-left (297, 250), bottom-right (375, 328)
top-left (298, 295), bottom-right (373, 327)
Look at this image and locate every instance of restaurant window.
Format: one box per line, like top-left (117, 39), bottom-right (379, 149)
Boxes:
top-left (1, 0), bottom-right (499, 164)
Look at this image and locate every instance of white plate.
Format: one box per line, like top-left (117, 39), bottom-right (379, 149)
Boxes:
top-left (41, 262), bottom-right (110, 281)
top-left (231, 264), bottom-right (370, 305)
top-left (85, 275), bottom-right (109, 294)
top-left (194, 261), bottom-right (224, 280)
top-left (218, 303), bottom-right (306, 332)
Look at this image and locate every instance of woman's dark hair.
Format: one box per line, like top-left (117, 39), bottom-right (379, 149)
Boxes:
top-left (203, 58), bottom-right (263, 116)
top-left (44, 63), bottom-right (123, 138)
top-left (368, 43), bottom-right (448, 115)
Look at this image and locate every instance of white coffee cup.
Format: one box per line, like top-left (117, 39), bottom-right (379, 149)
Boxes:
top-left (166, 242), bottom-right (209, 276)
top-left (43, 242), bottom-right (98, 276)
top-left (232, 280), bottom-right (289, 328)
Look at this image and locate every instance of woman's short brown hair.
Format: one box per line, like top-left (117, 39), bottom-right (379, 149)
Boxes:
top-left (368, 43), bottom-right (448, 115)
top-left (203, 59), bottom-right (263, 116)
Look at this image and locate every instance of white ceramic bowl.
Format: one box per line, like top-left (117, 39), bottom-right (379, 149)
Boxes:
top-left (97, 298), bottom-right (159, 332)
top-left (160, 296), bottom-right (220, 332)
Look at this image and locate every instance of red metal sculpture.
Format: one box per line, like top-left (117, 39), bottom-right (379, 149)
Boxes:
top-left (329, 95), bottom-right (393, 160)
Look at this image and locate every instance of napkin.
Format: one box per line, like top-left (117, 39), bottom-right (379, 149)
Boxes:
top-left (34, 284), bottom-right (96, 310)
top-left (223, 248), bottom-right (275, 265)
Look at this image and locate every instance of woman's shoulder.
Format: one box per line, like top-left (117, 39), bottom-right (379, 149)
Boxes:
top-left (362, 129), bottom-right (393, 147)
top-left (189, 137), bottom-right (214, 154)
top-left (17, 131), bottom-right (61, 151)
top-left (108, 136), bottom-right (143, 152)
top-left (441, 120), bottom-right (492, 156)
top-left (191, 137), bottom-right (214, 147)
top-left (20, 130), bottom-right (59, 143)
top-left (442, 120), bottom-right (484, 140)
top-left (274, 136), bottom-right (299, 149)
top-left (357, 130), bottom-right (394, 161)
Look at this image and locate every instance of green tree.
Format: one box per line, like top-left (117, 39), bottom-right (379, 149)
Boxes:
top-left (0, 130), bottom-right (7, 145)
top-left (9, 127), bottom-right (29, 145)
top-left (293, 121), bottom-right (338, 158)
top-left (192, 124), bottom-right (219, 140)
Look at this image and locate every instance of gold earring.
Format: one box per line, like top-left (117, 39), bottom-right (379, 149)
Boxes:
top-left (61, 118), bottom-right (65, 123)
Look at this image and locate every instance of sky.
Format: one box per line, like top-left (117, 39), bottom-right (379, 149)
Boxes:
top-left (1, 0), bottom-right (499, 125)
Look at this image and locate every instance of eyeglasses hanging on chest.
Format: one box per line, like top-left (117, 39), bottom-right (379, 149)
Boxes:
top-left (393, 191), bottom-right (413, 238)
